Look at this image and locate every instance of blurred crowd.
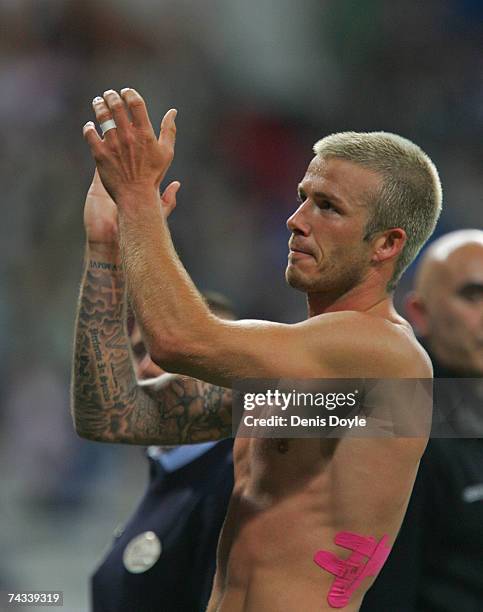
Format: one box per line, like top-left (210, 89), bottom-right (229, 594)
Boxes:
top-left (0, 1), bottom-right (482, 609)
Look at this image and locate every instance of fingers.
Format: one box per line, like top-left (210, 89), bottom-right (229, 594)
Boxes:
top-left (102, 89), bottom-right (131, 133)
top-left (160, 181), bottom-right (181, 217)
top-left (83, 121), bottom-right (103, 159)
top-left (92, 168), bottom-right (111, 197)
top-left (83, 88), bottom-right (176, 186)
top-left (92, 96), bottom-right (118, 147)
top-left (120, 87), bottom-right (154, 132)
top-left (158, 108), bottom-right (177, 153)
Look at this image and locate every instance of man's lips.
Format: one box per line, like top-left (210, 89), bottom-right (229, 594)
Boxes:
top-left (288, 243), bottom-right (314, 257)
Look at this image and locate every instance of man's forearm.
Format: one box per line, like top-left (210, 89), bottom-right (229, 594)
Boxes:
top-left (68, 241), bottom-right (170, 444)
top-left (71, 246), bottom-right (144, 442)
top-left (117, 192), bottom-right (216, 372)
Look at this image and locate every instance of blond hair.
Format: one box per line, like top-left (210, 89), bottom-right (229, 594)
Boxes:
top-left (313, 131), bottom-right (443, 290)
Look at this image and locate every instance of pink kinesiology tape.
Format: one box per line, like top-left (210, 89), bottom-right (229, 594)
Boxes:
top-left (313, 531), bottom-right (391, 609)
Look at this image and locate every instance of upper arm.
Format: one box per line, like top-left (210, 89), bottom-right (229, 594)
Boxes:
top-left (106, 374), bottom-right (233, 445)
top-left (137, 374), bottom-right (232, 444)
top-left (160, 312), bottom-right (424, 386)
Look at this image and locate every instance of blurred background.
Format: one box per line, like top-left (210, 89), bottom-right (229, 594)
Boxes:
top-left (0, 0), bottom-right (482, 609)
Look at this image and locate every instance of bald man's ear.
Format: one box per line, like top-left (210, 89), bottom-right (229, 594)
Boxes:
top-left (405, 291), bottom-right (430, 336)
top-left (370, 228), bottom-right (406, 265)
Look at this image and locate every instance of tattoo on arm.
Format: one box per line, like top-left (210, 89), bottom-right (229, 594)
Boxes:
top-left (134, 377), bottom-right (233, 444)
top-left (71, 259), bottom-right (232, 444)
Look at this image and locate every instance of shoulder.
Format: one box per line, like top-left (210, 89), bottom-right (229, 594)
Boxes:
top-left (300, 311), bottom-right (432, 378)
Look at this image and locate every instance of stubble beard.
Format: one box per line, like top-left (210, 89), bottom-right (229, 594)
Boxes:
top-left (285, 255), bottom-right (368, 297)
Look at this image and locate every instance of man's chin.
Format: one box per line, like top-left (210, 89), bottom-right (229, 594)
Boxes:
top-left (285, 266), bottom-right (311, 292)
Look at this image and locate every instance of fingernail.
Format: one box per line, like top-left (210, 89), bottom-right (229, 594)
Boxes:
top-left (92, 96), bottom-right (103, 105)
top-left (103, 89), bottom-right (116, 97)
top-left (120, 87), bottom-right (131, 95)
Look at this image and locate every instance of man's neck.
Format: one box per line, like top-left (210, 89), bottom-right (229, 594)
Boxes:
top-left (306, 277), bottom-right (393, 318)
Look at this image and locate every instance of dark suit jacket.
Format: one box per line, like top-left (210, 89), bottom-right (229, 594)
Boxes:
top-left (91, 439), bottom-right (234, 612)
top-left (361, 359), bottom-right (483, 612)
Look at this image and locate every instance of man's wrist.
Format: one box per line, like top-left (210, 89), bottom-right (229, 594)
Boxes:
top-left (115, 187), bottom-right (161, 215)
top-left (86, 242), bottom-right (122, 268)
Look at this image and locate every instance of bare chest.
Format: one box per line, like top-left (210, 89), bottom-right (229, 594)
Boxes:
top-left (233, 437), bottom-right (338, 498)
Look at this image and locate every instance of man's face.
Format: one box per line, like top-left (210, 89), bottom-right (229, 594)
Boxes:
top-left (285, 156), bottom-right (382, 295)
top-left (420, 244), bottom-right (483, 375)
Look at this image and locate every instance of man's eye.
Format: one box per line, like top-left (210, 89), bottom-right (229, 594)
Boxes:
top-left (459, 286), bottom-right (483, 303)
top-left (318, 200), bottom-right (338, 212)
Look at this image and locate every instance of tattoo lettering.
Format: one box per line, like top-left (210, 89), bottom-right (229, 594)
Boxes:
top-left (89, 260), bottom-right (121, 271)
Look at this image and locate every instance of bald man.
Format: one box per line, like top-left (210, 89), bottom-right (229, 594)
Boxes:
top-left (408, 229), bottom-right (483, 377)
top-left (362, 229), bottom-right (483, 612)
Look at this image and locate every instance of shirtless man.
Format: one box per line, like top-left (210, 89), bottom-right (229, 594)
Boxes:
top-left (73, 88), bottom-right (442, 611)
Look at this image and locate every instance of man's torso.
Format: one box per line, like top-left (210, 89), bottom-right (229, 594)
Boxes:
top-left (207, 434), bottom-right (423, 612)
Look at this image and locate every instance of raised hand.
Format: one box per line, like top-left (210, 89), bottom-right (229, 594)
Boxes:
top-left (84, 166), bottom-right (180, 256)
top-left (82, 88), bottom-right (177, 205)
top-left (84, 168), bottom-right (119, 249)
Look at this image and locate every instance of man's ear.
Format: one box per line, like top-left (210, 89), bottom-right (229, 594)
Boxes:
top-left (371, 228), bottom-right (407, 264)
top-left (405, 291), bottom-right (430, 336)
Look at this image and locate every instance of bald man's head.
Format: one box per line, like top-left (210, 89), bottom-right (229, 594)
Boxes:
top-left (406, 230), bottom-right (483, 375)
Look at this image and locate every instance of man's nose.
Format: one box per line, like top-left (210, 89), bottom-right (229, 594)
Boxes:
top-left (286, 201), bottom-right (310, 235)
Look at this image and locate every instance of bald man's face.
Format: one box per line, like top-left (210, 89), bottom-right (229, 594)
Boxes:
top-left (410, 244), bottom-right (483, 375)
